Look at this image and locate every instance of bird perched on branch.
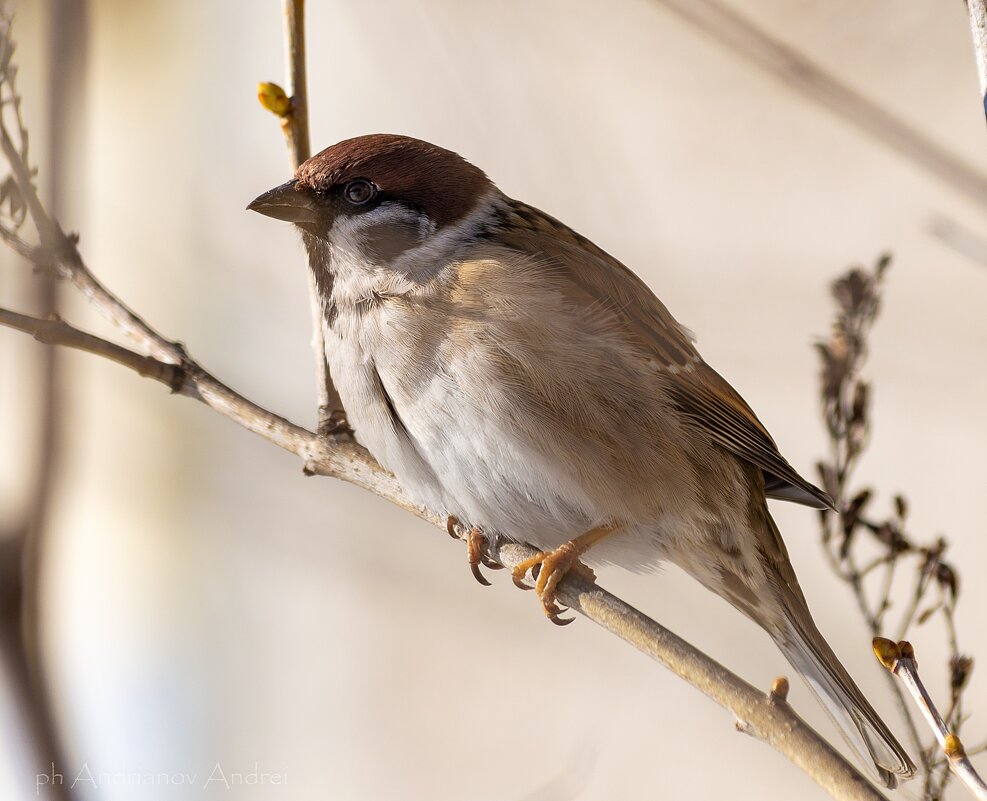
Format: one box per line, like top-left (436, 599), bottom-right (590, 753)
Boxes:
top-left (249, 133), bottom-right (914, 787)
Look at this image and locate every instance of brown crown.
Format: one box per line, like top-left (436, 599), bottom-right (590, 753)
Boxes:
top-left (295, 134), bottom-right (493, 229)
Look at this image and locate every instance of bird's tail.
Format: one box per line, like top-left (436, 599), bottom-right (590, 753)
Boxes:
top-left (774, 608), bottom-right (915, 788)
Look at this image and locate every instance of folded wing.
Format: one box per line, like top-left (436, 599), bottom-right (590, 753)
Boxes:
top-left (493, 201), bottom-right (833, 511)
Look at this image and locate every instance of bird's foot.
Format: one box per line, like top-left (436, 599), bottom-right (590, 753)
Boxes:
top-left (511, 524), bottom-right (619, 625)
top-left (511, 543), bottom-right (597, 626)
top-left (446, 516), bottom-right (501, 586)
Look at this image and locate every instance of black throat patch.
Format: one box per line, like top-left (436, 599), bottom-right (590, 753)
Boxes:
top-left (301, 232), bottom-right (338, 328)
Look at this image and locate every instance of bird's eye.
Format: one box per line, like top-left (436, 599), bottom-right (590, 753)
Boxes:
top-left (343, 179), bottom-right (376, 206)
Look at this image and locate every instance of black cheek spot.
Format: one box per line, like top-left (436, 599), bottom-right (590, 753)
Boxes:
top-left (360, 220), bottom-right (424, 262)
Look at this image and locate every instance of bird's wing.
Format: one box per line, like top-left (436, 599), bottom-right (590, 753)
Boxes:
top-left (491, 200), bottom-right (833, 510)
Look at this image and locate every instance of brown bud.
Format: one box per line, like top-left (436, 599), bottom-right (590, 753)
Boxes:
top-left (768, 676), bottom-right (790, 703)
top-left (257, 81), bottom-right (292, 117)
top-left (944, 733), bottom-right (966, 761)
top-left (872, 638), bottom-right (900, 671)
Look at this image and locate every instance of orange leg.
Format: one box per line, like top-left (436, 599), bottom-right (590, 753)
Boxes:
top-left (446, 516), bottom-right (501, 586)
top-left (511, 524), bottom-right (620, 625)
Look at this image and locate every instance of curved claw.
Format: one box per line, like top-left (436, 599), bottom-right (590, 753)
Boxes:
top-left (544, 599), bottom-right (574, 625)
top-left (512, 568), bottom-right (534, 591)
top-left (512, 551), bottom-right (548, 592)
top-left (465, 527), bottom-right (497, 587)
top-left (470, 560), bottom-right (492, 587)
top-left (449, 517), bottom-right (498, 585)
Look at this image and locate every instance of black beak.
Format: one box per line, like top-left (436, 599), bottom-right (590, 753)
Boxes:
top-left (247, 179), bottom-right (319, 225)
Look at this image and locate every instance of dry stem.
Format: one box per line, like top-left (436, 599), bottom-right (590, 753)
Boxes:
top-left (816, 261), bottom-right (979, 801)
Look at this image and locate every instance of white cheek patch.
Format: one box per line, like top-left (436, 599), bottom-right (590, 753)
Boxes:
top-left (330, 203), bottom-right (427, 264)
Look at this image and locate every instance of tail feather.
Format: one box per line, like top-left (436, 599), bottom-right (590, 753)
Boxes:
top-left (676, 485), bottom-right (915, 788)
top-left (777, 614), bottom-right (915, 789)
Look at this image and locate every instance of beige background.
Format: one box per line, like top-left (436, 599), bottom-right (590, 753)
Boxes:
top-left (1, 1), bottom-right (986, 799)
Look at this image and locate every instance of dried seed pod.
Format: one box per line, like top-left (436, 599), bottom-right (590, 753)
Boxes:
top-left (950, 655), bottom-right (974, 692)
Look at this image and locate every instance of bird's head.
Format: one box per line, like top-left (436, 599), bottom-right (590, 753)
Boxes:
top-left (248, 134), bottom-right (493, 264)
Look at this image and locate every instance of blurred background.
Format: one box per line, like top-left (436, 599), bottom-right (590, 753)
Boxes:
top-left (1, 0), bottom-right (985, 799)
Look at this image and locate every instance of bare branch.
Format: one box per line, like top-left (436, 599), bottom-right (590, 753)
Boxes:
top-left (280, 0), bottom-right (310, 168)
top-left (874, 639), bottom-right (987, 801)
top-left (533, 546), bottom-right (890, 801)
top-left (257, 0), bottom-right (348, 437)
top-left (0, 309), bottom-right (184, 389)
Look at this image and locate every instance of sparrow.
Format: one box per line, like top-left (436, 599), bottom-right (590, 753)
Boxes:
top-left (249, 133), bottom-right (914, 787)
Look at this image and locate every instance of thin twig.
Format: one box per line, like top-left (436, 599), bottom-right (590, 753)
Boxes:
top-left (273, 0), bottom-right (347, 437)
top-left (280, 0), bottom-right (309, 168)
top-left (874, 639), bottom-right (987, 801)
top-left (0, 309), bottom-right (184, 389)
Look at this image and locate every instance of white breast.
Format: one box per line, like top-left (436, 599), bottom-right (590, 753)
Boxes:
top-left (323, 263), bottom-right (451, 517)
top-left (320, 195), bottom-right (705, 571)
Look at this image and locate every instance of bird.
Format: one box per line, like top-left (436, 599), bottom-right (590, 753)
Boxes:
top-left (248, 133), bottom-right (914, 787)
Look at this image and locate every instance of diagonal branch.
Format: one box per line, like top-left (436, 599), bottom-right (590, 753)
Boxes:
top-left (0, 309), bottom-right (184, 389)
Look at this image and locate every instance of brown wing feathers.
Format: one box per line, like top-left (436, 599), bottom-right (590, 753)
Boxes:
top-left (496, 200), bottom-right (833, 510)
